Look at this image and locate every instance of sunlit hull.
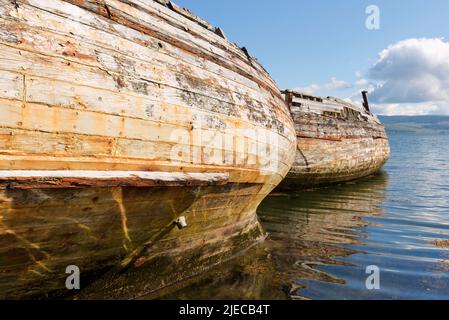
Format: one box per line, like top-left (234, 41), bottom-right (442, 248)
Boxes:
top-left (0, 0), bottom-right (296, 298)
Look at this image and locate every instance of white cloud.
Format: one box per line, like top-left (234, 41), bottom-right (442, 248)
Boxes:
top-left (354, 78), bottom-right (369, 87)
top-left (295, 38), bottom-right (449, 115)
top-left (370, 102), bottom-right (446, 116)
top-left (369, 38), bottom-right (449, 105)
top-left (295, 77), bottom-right (352, 94)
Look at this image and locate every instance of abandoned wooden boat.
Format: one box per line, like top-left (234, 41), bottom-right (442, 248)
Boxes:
top-left (277, 90), bottom-right (389, 189)
top-left (0, 0), bottom-right (296, 299)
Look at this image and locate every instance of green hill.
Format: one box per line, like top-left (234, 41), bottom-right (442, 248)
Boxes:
top-left (378, 115), bottom-right (449, 134)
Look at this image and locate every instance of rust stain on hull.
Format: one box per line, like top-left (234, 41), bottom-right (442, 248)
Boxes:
top-left (0, 0), bottom-right (297, 298)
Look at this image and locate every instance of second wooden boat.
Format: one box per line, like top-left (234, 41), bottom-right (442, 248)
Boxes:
top-left (278, 90), bottom-right (390, 189)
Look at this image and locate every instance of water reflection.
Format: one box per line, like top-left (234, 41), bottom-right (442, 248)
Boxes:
top-left (161, 172), bottom-right (389, 300)
top-left (160, 132), bottom-right (449, 300)
top-left (260, 171), bottom-right (389, 299)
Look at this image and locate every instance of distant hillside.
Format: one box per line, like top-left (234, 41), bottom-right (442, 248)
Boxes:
top-left (378, 115), bottom-right (449, 133)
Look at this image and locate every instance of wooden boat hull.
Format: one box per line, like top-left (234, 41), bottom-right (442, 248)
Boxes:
top-left (1, 182), bottom-right (267, 299)
top-left (278, 91), bottom-right (390, 190)
top-left (0, 0), bottom-right (296, 298)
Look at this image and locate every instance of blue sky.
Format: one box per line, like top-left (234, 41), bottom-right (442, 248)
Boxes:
top-left (174, 1), bottom-right (449, 115)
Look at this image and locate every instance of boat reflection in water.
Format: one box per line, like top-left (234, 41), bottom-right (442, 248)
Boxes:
top-left (160, 171), bottom-right (390, 300)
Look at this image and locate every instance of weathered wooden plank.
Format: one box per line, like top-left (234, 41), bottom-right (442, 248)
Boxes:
top-left (0, 128), bottom-right (115, 157)
top-left (16, 0), bottom-right (281, 99)
top-left (0, 3), bottom-right (245, 95)
top-left (0, 70), bottom-right (23, 101)
top-left (105, 0), bottom-right (278, 88)
top-left (0, 170), bottom-right (229, 189)
top-left (292, 97), bottom-right (343, 113)
top-left (0, 155), bottom-right (290, 187)
top-left (124, 0), bottom-right (272, 86)
top-left (0, 127), bottom-right (294, 176)
top-left (0, 0), bottom-right (284, 116)
top-left (0, 11), bottom-right (291, 123)
top-left (288, 90), bottom-right (368, 116)
top-left (165, 1), bottom-right (216, 32)
top-left (0, 5), bottom-right (293, 138)
top-left (0, 102), bottom-right (293, 176)
top-left (0, 43), bottom-right (293, 141)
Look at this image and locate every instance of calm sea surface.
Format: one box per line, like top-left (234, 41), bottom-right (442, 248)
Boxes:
top-left (165, 131), bottom-right (449, 300)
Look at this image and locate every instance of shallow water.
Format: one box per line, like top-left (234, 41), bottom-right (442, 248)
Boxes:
top-left (164, 131), bottom-right (449, 300)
